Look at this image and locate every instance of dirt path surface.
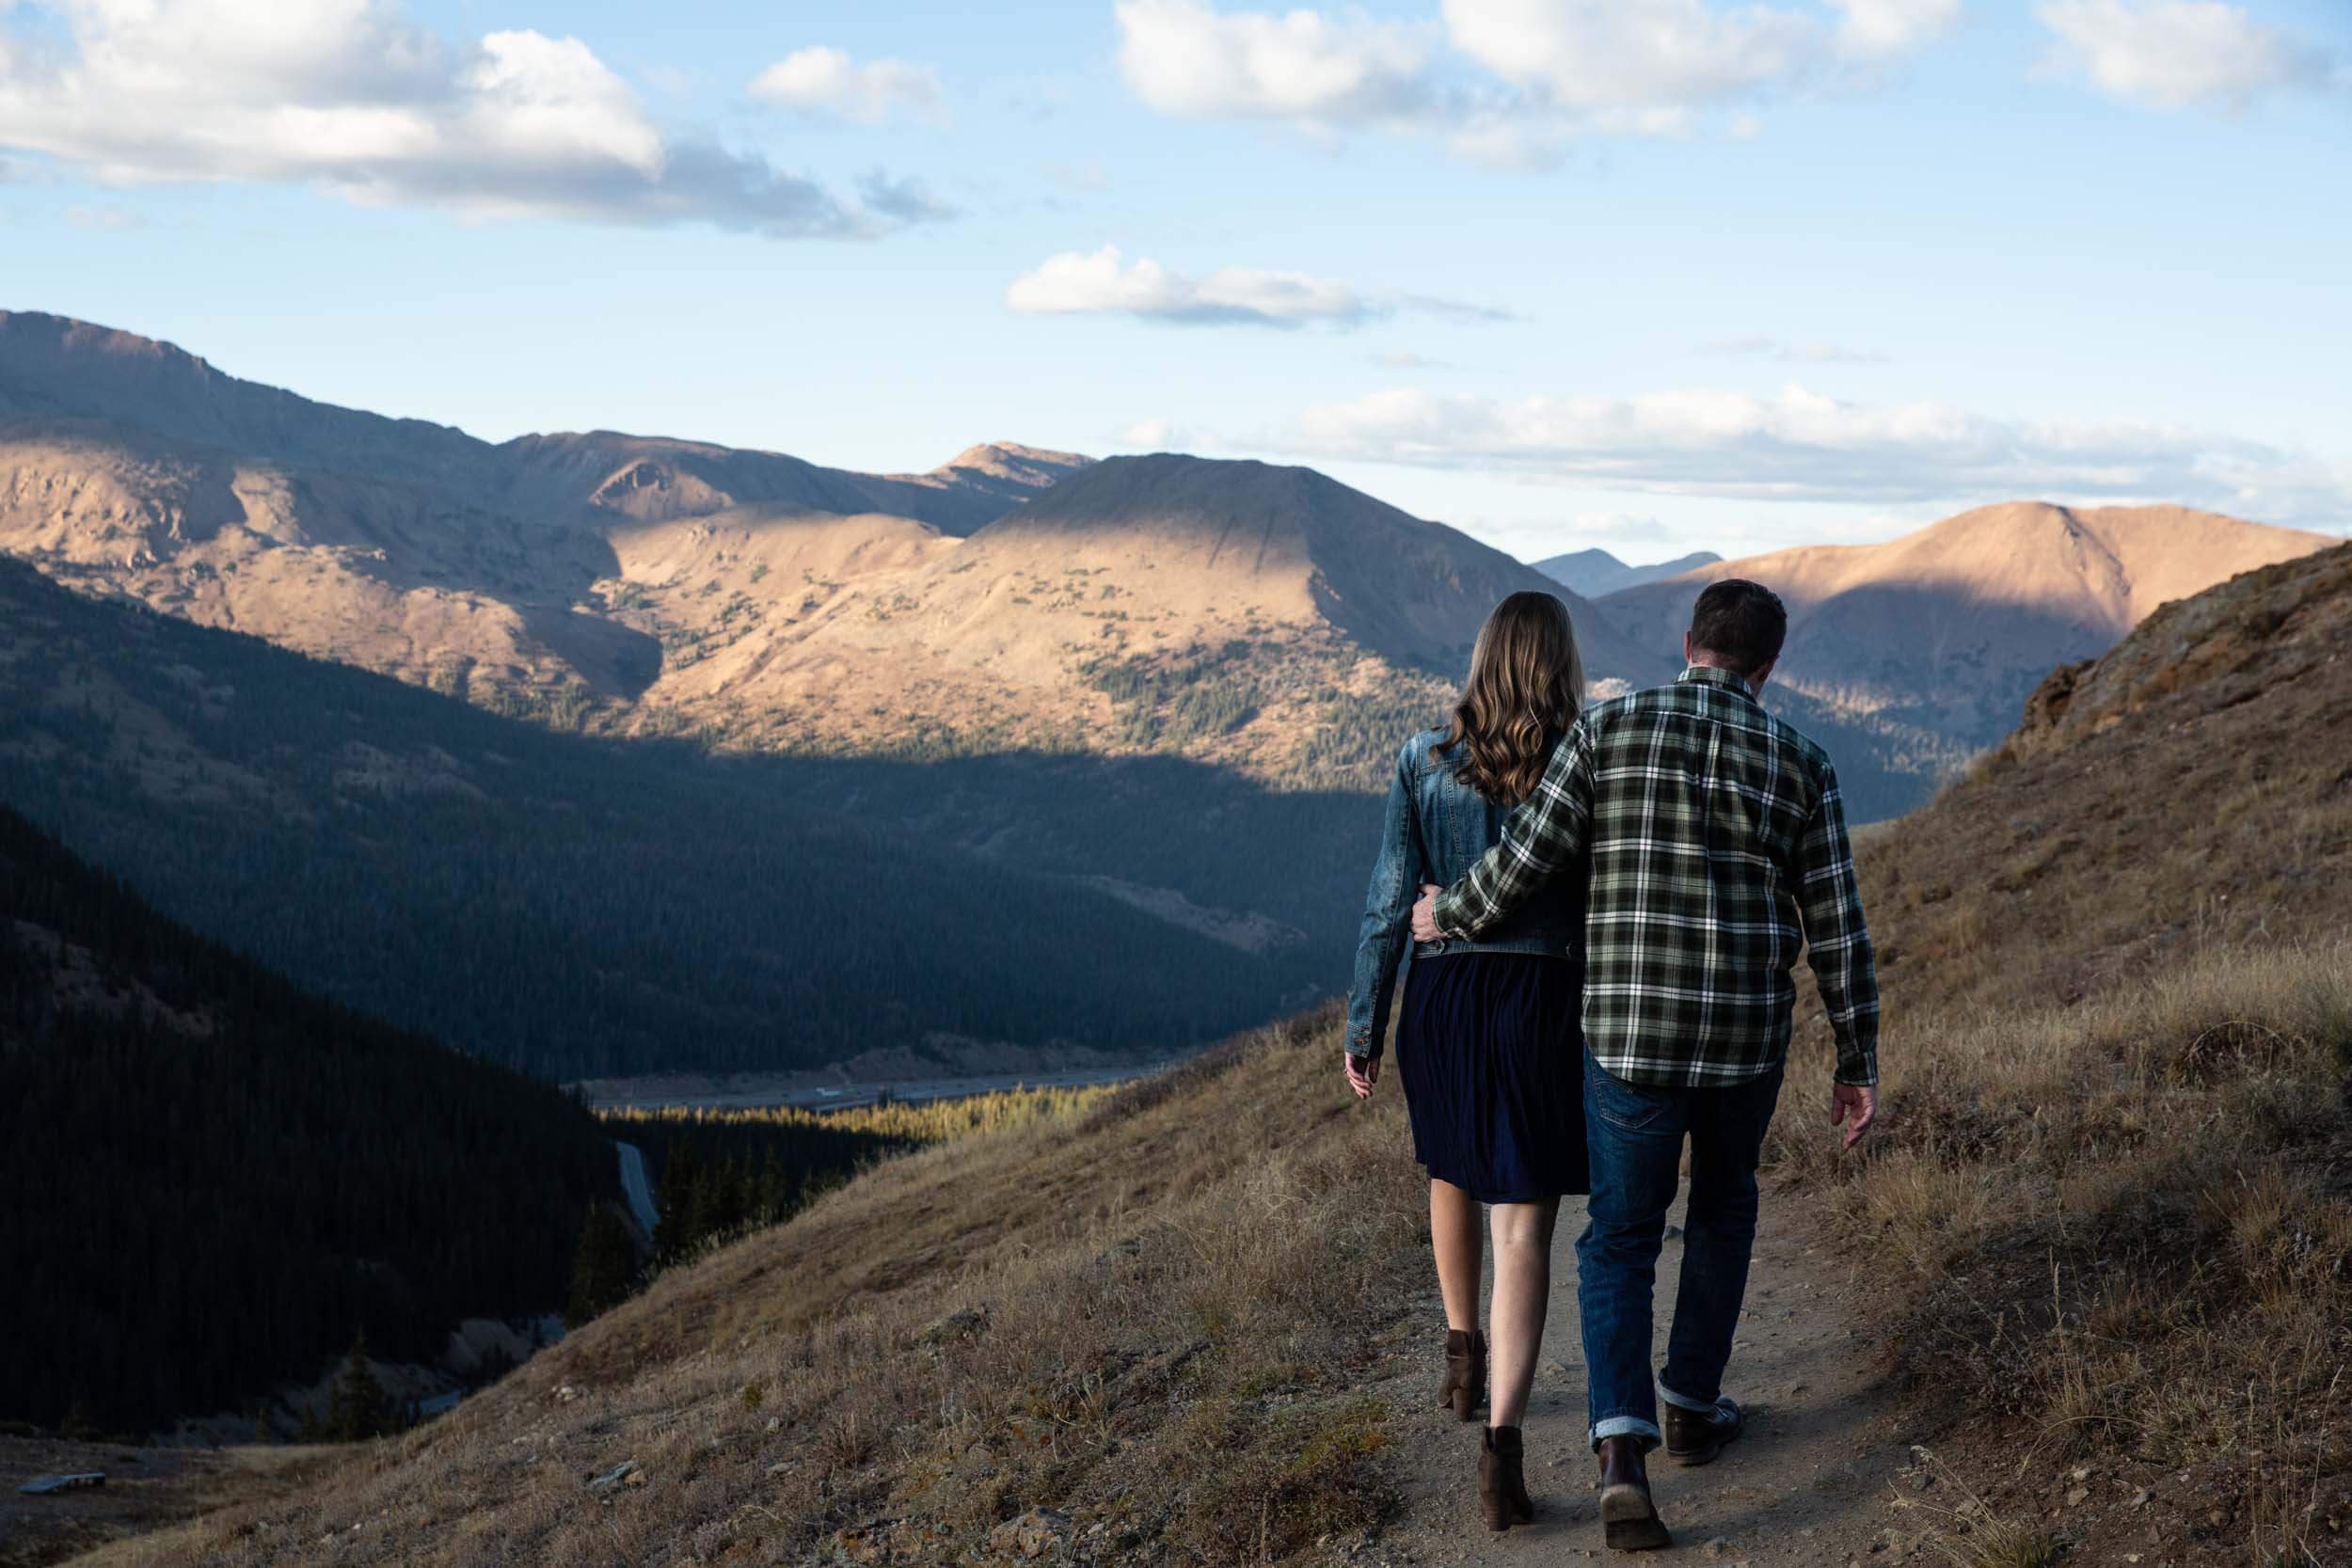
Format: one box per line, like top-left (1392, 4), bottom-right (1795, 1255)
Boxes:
top-left (1361, 1190), bottom-right (1929, 1566)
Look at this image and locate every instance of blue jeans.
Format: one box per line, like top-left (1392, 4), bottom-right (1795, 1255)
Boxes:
top-left (1577, 1050), bottom-right (1786, 1450)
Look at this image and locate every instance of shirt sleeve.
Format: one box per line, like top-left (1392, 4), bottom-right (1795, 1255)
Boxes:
top-left (1793, 762), bottom-right (1881, 1087)
top-left (1430, 718), bottom-right (1594, 940)
top-left (1343, 741), bottom-right (1426, 1058)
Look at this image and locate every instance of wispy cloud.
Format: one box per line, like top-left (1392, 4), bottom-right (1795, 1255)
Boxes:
top-left (0, 1), bottom-right (946, 238)
top-left (1701, 335), bottom-right (1889, 364)
top-left (749, 47), bottom-right (946, 125)
top-left (1005, 246), bottom-right (1513, 329)
top-left (1113, 0), bottom-right (1965, 162)
top-left (1269, 382), bottom-right (2352, 522)
top-left (854, 169), bottom-right (958, 223)
top-left (1372, 350), bottom-right (1455, 370)
top-left (2034, 0), bottom-right (2338, 111)
top-left (1117, 417), bottom-right (1200, 450)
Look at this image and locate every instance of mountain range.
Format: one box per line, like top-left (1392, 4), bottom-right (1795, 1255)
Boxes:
top-left (2, 309), bottom-right (2341, 1083)
top-left (1591, 500), bottom-right (2332, 754)
top-left (0, 309), bottom-right (1647, 792)
top-left (1534, 546), bottom-right (1723, 598)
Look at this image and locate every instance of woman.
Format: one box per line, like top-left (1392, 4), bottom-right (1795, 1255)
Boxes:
top-left (1343, 590), bottom-right (1589, 1533)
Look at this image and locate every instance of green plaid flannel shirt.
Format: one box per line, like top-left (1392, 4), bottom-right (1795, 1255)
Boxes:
top-left (1432, 666), bottom-right (1880, 1088)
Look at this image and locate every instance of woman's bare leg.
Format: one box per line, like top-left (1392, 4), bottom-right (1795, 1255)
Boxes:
top-left (1431, 1178), bottom-right (1483, 1333)
top-left (1487, 1197), bottom-right (1560, 1428)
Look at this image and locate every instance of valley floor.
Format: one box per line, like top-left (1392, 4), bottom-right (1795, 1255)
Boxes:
top-left (0, 1439), bottom-right (334, 1568)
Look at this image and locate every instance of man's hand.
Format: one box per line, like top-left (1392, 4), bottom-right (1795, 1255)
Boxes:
top-left (1344, 1053), bottom-right (1380, 1100)
top-left (1831, 1083), bottom-right (1877, 1151)
top-left (1409, 884), bottom-right (1445, 942)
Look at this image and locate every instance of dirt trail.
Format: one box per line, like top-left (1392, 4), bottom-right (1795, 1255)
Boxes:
top-left (1361, 1191), bottom-right (1930, 1566)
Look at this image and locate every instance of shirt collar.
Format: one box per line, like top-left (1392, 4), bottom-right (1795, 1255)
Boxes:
top-left (1676, 665), bottom-right (1759, 702)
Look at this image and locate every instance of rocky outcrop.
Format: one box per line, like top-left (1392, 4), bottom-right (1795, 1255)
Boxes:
top-left (2004, 540), bottom-right (2352, 761)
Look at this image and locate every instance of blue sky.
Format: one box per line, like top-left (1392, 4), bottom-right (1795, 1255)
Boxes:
top-left (1, 0), bottom-right (2345, 562)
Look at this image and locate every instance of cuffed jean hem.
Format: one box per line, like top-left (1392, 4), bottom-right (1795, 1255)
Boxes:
top-left (1589, 1416), bottom-right (1661, 1452)
top-left (1659, 1381), bottom-right (1720, 1415)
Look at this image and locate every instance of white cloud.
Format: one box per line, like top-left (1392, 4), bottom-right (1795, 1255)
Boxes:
top-left (749, 46), bottom-right (946, 125)
top-left (1118, 417), bottom-right (1197, 449)
top-left (1113, 0), bottom-right (1963, 156)
top-left (2035, 0), bottom-right (2336, 109)
top-left (1112, 0), bottom-right (1433, 126)
top-left (1564, 511), bottom-right (1677, 545)
top-left (1829, 0), bottom-right (1964, 58)
top-left (1441, 0), bottom-right (1813, 125)
top-left (0, 0), bottom-right (942, 237)
top-left (1271, 382), bottom-right (2352, 522)
top-left (1701, 335), bottom-right (1889, 364)
top-left (1372, 349), bottom-right (1454, 369)
top-left (1004, 245), bottom-right (1510, 328)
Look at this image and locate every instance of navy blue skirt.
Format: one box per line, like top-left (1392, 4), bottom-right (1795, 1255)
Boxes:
top-left (1395, 952), bottom-right (1588, 1202)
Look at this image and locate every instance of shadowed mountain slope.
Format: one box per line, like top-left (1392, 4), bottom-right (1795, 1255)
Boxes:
top-left (0, 557), bottom-right (1343, 1080)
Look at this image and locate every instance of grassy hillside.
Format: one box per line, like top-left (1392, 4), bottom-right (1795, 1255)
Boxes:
top-left (1780, 541), bottom-right (2352, 1563)
top-left (0, 802), bottom-right (616, 1436)
top-left (117, 544), bottom-right (2352, 1568)
top-left (112, 1009), bottom-right (1433, 1566)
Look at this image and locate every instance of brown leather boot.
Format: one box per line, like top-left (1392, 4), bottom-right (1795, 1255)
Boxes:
top-left (1437, 1329), bottom-right (1486, 1422)
top-left (1478, 1425), bottom-right (1534, 1530)
top-left (1663, 1395), bottom-right (1744, 1466)
top-left (1596, 1435), bottom-right (1671, 1551)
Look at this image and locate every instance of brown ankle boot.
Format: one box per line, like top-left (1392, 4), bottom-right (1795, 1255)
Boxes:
top-left (1663, 1395), bottom-right (1744, 1466)
top-left (1478, 1425), bottom-right (1534, 1530)
top-left (1437, 1329), bottom-right (1486, 1422)
top-left (1596, 1435), bottom-right (1671, 1551)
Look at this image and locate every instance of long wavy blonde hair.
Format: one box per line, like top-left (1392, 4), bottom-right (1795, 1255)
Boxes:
top-left (1438, 592), bottom-right (1586, 806)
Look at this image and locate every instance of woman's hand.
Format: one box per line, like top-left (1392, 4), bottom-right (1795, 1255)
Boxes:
top-left (1344, 1053), bottom-right (1381, 1100)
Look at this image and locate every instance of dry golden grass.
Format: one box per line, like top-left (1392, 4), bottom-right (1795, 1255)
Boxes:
top-left (1766, 546), bottom-right (2352, 1564)
top-left (114, 1010), bottom-right (1429, 1567)
top-left (1770, 939), bottom-right (2351, 1565)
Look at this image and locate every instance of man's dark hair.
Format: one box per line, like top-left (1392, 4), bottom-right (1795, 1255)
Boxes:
top-left (1687, 579), bottom-right (1788, 678)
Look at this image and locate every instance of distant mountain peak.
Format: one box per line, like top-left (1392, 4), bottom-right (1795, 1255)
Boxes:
top-left (1534, 546), bottom-right (1724, 599)
top-left (934, 441), bottom-right (1093, 482)
top-left (1588, 499), bottom-right (2334, 771)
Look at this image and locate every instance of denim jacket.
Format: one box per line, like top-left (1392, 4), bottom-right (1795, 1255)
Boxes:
top-left (1345, 728), bottom-right (1584, 1058)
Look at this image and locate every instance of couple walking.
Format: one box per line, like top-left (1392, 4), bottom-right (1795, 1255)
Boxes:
top-left (1344, 580), bottom-right (1882, 1550)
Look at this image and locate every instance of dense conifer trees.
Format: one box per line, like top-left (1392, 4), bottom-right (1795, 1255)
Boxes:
top-left (0, 803), bottom-right (618, 1433)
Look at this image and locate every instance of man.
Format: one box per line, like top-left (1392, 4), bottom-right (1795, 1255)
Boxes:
top-left (1410, 578), bottom-right (1880, 1552)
